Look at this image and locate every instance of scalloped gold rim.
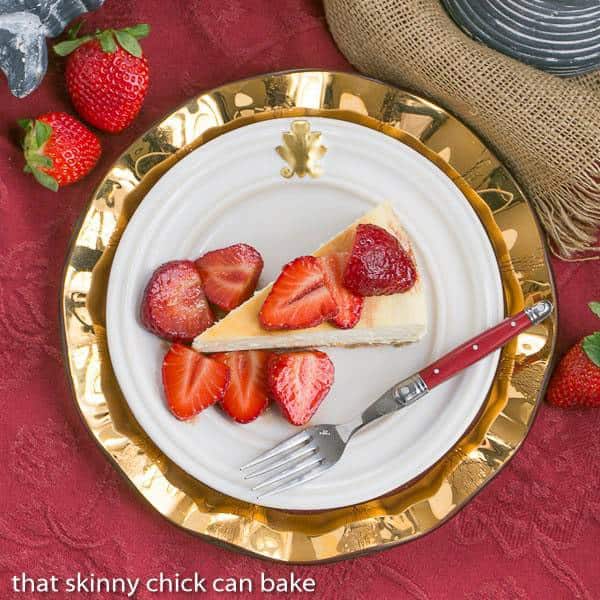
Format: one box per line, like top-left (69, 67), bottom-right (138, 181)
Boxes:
top-left (60, 70), bottom-right (556, 563)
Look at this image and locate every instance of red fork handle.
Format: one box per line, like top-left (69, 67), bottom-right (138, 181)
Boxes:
top-left (420, 300), bottom-right (553, 390)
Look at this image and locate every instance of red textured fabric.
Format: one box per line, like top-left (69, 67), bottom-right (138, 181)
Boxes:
top-left (1, 1), bottom-right (599, 598)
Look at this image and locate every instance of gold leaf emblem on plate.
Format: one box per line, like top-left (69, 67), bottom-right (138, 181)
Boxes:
top-left (276, 119), bottom-right (327, 178)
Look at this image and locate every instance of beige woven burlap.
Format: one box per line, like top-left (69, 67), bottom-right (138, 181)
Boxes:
top-left (571, 71), bottom-right (600, 96)
top-left (324, 0), bottom-right (600, 258)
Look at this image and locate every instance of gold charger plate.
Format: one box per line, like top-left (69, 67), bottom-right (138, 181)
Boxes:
top-left (60, 70), bottom-right (556, 563)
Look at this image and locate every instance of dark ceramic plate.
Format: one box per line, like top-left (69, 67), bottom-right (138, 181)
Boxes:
top-left (443, 0), bottom-right (600, 76)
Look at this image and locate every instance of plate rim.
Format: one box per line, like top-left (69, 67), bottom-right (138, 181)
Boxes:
top-left (60, 69), bottom-right (557, 563)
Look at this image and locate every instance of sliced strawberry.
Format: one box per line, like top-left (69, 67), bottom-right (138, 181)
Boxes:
top-left (195, 243), bottom-right (264, 312)
top-left (162, 344), bottom-right (230, 420)
top-left (267, 351), bottom-right (334, 426)
top-left (141, 260), bottom-right (214, 342)
top-left (319, 252), bottom-right (364, 329)
top-left (212, 350), bottom-right (271, 423)
top-left (259, 256), bottom-right (338, 330)
top-left (344, 224), bottom-right (417, 296)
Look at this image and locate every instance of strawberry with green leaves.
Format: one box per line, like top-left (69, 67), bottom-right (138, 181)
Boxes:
top-left (54, 23), bottom-right (151, 133)
top-left (19, 112), bottom-right (101, 191)
top-left (547, 301), bottom-right (600, 408)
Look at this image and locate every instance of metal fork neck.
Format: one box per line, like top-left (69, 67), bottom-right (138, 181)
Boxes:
top-left (390, 374), bottom-right (429, 408)
top-left (339, 374), bottom-right (429, 440)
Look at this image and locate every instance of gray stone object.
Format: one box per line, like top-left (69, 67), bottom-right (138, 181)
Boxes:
top-left (442, 0), bottom-right (600, 77)
top-left (0, 0), bottom-right (104, 98)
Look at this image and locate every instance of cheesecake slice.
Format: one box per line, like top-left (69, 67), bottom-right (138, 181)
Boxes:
top-left (192, 203), bottom-right (427, 352)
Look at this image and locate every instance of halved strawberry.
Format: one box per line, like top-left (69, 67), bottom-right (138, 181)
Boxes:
top-left (140, 260), bottom-right (214, 342)
top-left (319, 252), bottom-right (364, 329)
top-left (195, 244), bottom-right (264, 312)
top-left (162, 344), bottom-right (230, 420)
top-left (267, 351), bottom-right (335, 426)
top-left (344, 224), bottom-right (417, 296)
top-left (212, 350), bottom-right (271, 423)
top-left (259, 256), bottom-right (338, 330)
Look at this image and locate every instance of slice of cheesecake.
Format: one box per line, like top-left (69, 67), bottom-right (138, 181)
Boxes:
top-left (192, 203), bottom-right (427, 352)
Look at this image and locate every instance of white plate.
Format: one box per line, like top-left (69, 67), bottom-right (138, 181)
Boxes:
top-left (107, 117), bottom-right (503, 511)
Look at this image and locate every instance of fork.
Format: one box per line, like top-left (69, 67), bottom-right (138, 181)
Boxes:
top-left (241, 299), bottom-right (553, 499)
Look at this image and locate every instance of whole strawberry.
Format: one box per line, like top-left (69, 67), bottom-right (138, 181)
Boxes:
top-left (547, 302), bottom-right (600, 408)
top-left (54, 23), bottom-right (150, 133)
top-left (19, 112), bottom-right (101, 191)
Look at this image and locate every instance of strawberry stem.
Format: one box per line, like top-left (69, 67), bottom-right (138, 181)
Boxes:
top-left (583, 332), bottom-right (600, 367)
top-left (98, 30), bottom-right (117, 53)
top-left (53, 23), bottom-right (150, 58)
top-left (67, 21), bottom-right (83, 39)
top-left (53, 36), bottom-right (93, 56)
top-left (18, 119), bottom-right (58, 192)
top-left (114, 29), bottom-right (142, 57)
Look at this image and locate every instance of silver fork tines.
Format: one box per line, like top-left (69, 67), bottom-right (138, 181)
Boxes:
top-left (252, 455), bottom-right (324, 492)
top-left (242, 443), bottom-right (318, 480)
top-left (240, 429), bottom-right (332, 498)
top-left (254, 463), bottom-right (331, 498)
top-left (239, 424), bottom-right (347, 499)
top-left (241, 430), bottom-right (323, 497)
top-left (240, 430), bottom-right (311, 472)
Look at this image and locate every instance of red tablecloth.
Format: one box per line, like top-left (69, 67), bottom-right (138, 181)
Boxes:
top-left (1, 1), bottom-right (599, 598)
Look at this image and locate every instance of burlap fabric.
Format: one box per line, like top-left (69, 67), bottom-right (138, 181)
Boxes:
top-left (571, 72), bottom-right (600, 96)
top-left (324, 0), bottom-right (600, 258)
